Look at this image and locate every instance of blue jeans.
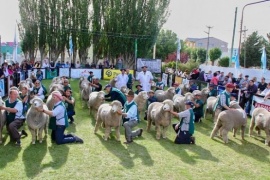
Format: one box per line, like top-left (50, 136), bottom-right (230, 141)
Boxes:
top-left (55, 125), bottom-right (76, 145)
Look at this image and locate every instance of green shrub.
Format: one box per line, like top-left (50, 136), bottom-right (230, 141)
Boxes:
top-left (162, 59), bottom-right (199, 73)
top-left (219, 56), bottom-right (230, 67)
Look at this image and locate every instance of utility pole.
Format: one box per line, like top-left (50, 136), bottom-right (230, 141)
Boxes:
top-left (241, 26), bottom-right (248, 68)
top-left (230, 7), bottom-right (237, 67)
top-left (0, 35), bottom-right (2, 65)
top-left (205, 26), bottom-right (213, 63)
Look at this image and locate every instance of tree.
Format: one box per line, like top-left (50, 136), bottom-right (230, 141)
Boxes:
top-left (196, 48), bottom-right (207, 63)
top-left (209, 48), bottom-right (222, 65)
top-left (218, 56), bottom-right (229, 67)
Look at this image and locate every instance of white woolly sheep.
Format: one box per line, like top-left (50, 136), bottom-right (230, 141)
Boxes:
top-left (147, 99), bottom-right (174, 140)
top-left (0, 97), bottom-right (6, 144)
top-left (173, 92), bottom-right (194, 112)
top-left (26, 97), bottom-right (49, 144)
top-left (80, 80), bottom-right (92, 104)
top-left (88, 91), bottom-right (105, 118)
top-left (249, 107), bottom-right (270, 146)
top-left (192, 88), bottom-right (209, 104)
top-left (79, 76), bottom-right (88, 90)
top-left (204, 96), bottom-right (217, 119)
top-left (49, 83), bottom-right (64, 95)
top-left (178, 84), bottom-right (190, 95)
top-left (134, 91), bottom-right (149, 116)
top-left (210, 101), bottom-right (247, 143)
top-left (155, 87), bottom-right (175, 102)
top-left (94, 100), bottom-right (123, 141)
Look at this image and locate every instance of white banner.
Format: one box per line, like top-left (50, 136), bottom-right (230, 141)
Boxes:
top-left (251, 95), bottom-right (270, 114)
top-left (136, 58), bottom-right (162, 73)
top-left (0, 79), bottom-right (5, 97)
top-left (70, 69), bottom-right (102, 79)
top-left (162, 73), bottom-right (168, 87)
top-left (59, 68), bottom-right (70, 77)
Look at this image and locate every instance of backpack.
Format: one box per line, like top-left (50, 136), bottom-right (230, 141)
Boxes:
top-left (41, 84), bottom-right (48, 95)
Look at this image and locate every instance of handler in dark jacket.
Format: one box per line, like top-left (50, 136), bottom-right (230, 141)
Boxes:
top-left (104, 84), bottom-right (127, 106)
top-left (240, 80), bottom-right (258, 116)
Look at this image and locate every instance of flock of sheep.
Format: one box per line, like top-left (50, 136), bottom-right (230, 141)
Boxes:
top-left (0, 76), bottom-right (269, 147)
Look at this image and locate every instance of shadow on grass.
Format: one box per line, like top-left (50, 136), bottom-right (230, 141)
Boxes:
top-left (212, 136), bottom-right (270, 163)
top-left (0, 140), bottom-right (22, 169)
top-left (66, 123), bottom-right (77, 134)
top-left (22, 139), bottom-right (48, 178)
top-left (195, 120), bottom-right (215, 136)
top-left (96, 133), bottom-right (135, 168)
top-left (126, 142), bottom-right (154, 167)
top-left (147, 126), bottom-right (219, 165)
top-left (42, 143), bottom-right (69, 170)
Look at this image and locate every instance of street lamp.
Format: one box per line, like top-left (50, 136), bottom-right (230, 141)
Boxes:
top-left (238, 0), bottom-right (270, 68)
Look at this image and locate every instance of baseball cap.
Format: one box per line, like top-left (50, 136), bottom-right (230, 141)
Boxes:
top-left (103, 84), bottom-right (111, 90)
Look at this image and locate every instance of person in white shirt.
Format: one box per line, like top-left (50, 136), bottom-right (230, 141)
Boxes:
top-left (137, 65), bottom-right (153, 92)
top-left (75, 61), bottom-right (81, 68)
top-left (42, 58), bottom-right (50, 68)
top-left (116, 68), bottom-right (129, 89)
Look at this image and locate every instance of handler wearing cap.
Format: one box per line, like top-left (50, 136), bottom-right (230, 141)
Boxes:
top-left (87, 71), bottom-right (94, 83)
top-left (104, 84), bottom-right (127, 106)
top-left (137, 65), bottom-right (153, 92)
top-left (36, 90), bottom-right (83, 144)
top-left (170, 101), bottom-right (195, 144)
top-left (213, 83), bottom-right (235, 123)
top-left (116, 68), bottom-right (128, 90)
top-left (117, 90), bottom-right (143, 144)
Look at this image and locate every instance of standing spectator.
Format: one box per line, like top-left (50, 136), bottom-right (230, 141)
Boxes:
top-left (175, 69), bottom-right (182, 77)
top-left (118, 90), bottom-right (143, 144)
top-left (137, 65), bottom-right (153, 92)
top-left (64, 62), bottom-right (70, 68)
top-left (42, 58), bottom-right (50, 69)
top-left (258, 77), bottom-right (267, 92)
top-left (218, 72), bottom-right (225, 85)
top-left (210, 72), bottom-right (218, 86)
top-left (206, 70), bottom-right (213, 82)
top-left (75, 61), bottom-right (81, 68)
top-left (87, 71), bottom-right (94, 83)
top-left (241, 80), bottom-right (258, 116)
top-left (240, 75), bottom-right (249, 88)
top-left (126, 68), bottom-right (134, 90)
top-left (190, 68), bottom-right (199, 80)
top-left (197, 70), bottom-right (206, 82)
top-left (236, 73), bottom-right (244, 87)
top-left (116, 68), bottom-right (128, 90)
top-left (117, 57), bottom-right (123, 69)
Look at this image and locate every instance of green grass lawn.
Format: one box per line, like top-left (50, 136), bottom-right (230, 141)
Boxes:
top-left (0, 79), bottom-right (269, 180)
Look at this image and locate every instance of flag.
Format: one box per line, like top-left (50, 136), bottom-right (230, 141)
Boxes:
top-left (235, 54), bottom-right (240, 70)
top-left (261, 47), bottom-right (267, 73)
top-left (69, 36), bottom-right (73, 56)
top-left (176, 38), bottom-right (181, 60)
top-left (13, 26), bottom-right (18, 62)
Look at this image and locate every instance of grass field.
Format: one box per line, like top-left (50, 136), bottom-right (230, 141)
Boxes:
top-left (0, 79), bottom-right (269, 180)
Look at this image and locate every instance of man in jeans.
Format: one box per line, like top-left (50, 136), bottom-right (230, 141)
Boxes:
top-left (0, 89), bottom-right (28, 146)
top-left (118, 90), bottom-right (143, 144)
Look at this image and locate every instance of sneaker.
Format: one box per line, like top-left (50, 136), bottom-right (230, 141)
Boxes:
top-left (74, 136), bottom-right (84, 144)
top-left (138, 129), bottom-right (143, 137)
top-left (21, 130), bottom-right (28, 137)
top-left (190, 136), bottom-right (196, 145)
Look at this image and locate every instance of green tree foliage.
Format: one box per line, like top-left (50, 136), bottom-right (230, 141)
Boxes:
top-left (209, 48), bottom-right (222, 65)
top-left (196, 48), bottom-right (207, 63)
top-left (240, 31), bottom-right (270, 68)
top-left (152, 29), bottom-right (177, 61)
top-left (162, 60), bottom-right (199, 73)
top-left (218, 56), bottom-right (229, 67)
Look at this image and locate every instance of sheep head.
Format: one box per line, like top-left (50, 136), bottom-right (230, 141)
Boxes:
top-left (110, 100), bottom-right (122, 113)
top-left (167, 87), bottom-right (175, 94)
top-left (30, 97), bottom-right (44, 108)
top-left (162, 99), bottom-right (174, 111)
top-left (229, 101), bottom-right (242, 109)
top-left (201, 88), bottom-right (210, 95)
top-left (184, 92), bottom-right (194, 102)
top-left (52, 76), bottom-right (62, 83)
top-left (97, 91), bottom-right (105, 100)
top-left (49, 84), bottom-right (64, 94)
top-left (139, 91), bottom-right (149, 100)
top-left (120, 86), bottom-right (129, 94)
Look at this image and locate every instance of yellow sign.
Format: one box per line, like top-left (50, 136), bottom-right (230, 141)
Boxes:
top-left (175, 76), bottom-right (183, 84)
top-left (103, 69), bottom-right (134, 80)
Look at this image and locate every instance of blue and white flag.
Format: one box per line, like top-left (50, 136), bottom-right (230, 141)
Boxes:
top-left (235, 54), bottom-right (240, 70)
top-left (13, 26), bottom-right (18, 62)
top-left (176, 38), bottom-right (181, 60)
top-left (69, 36), bottom-right (73, 56)
top-left (261, 47), bottom-right (267, 73)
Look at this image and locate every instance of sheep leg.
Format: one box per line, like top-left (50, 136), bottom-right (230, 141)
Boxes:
top-left (222, 129), bottom-right (229, 143)
top-left (156, 125), bottom-right (161, 140)
top-left (233, 128), bottom-right (237, 137)
top-left (210, 123), bottom-right (221, 139)
top-left (0, 127), bottom-right (3, 144)
top-left (115, 126), bottom-right (121, 141)
top-left (204, 108), bottom-right (208, 120)
top-left (104, 126), bottom-right (111, 141)
top-left (241, 126), bottom-right (245, 140)
top-left (265, 128), bottom-right (270, 146)
top-left (249, 116), bottom-right (255, 137)
top-left (38, 128), bottom-right (43, 143)
top-left (94, 118), bottom-right (102, 134)
top-left (29, 128), bottom-right (36, 144)
top-left (147, 118), bottom-right (152, 132)
top-left (162, 126), bottom-right (168, 139)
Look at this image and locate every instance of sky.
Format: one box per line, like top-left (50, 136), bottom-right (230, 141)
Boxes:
top-left (0, 0), bottom-right (270, 48)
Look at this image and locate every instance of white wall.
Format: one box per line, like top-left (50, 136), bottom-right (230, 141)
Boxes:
top-left (199, 64), bottom-right (270, 82)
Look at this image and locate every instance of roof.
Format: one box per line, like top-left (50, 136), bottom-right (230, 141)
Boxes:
top-left (185, 37), bottom-right (227, 44)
